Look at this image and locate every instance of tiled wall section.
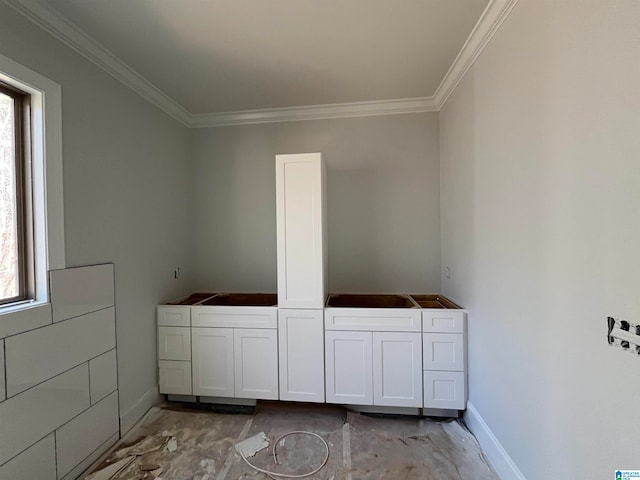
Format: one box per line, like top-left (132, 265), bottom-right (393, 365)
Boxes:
top-left (0, 264), bottom-right (119, 480)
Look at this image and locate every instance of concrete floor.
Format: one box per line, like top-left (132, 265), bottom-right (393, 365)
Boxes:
top-left (87, 402), bottom-right (499, 480)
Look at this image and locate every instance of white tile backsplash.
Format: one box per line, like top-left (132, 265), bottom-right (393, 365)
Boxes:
top-left (0, 434), bottom-right (56, 480)
top-left (50, 264), bottom-right (115, 323)
top-left (0, 303), bottom-right (52, 339)
top-left (0, 364), bottom-right (90, 465)
top-left (59, 432), bottom-right (119, 480)
top-left (0, 264), bottom-right (119, 477)
top-left (5, 307), bottom-right (116, 397)
top-left (55, 391), bottom-right (119, 478)
top-left (89, 349), bottom-right (118, 404)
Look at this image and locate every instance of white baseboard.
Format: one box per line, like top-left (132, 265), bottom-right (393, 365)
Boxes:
top-left (464, 402), bottom-right (527, 480)
top-left (119, 385), bottom-right (161, 435)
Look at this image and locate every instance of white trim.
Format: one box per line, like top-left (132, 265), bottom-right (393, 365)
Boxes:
top-left (188, 97), bottom-right (437, 128)
top-left (464, 402), bottom-right (527, 480)
top-left (3, 0), bottom-right (191, 127)
top-left (433, 0), bottom-right (520, 109)
top-left (0, 52), bottom-right (65, 305)
top-left (4, 0), bottom-right (518, 126)
top-left (118, 385), bottom-right (161, 436)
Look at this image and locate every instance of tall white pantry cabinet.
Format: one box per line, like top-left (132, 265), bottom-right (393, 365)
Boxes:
top-left (275, 153), bottom-right (327, 402)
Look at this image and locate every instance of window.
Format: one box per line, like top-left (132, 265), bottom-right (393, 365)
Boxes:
top-left (0, 53), bottom-right (64, 327)
top-left (0, 82), bottom-right (32, 305)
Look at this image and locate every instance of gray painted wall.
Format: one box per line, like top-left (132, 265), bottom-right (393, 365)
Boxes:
top-left (440, 0), bottom-right (640, 478)
top-left (0, 5), bottom-right (195, 433)
top-left (192, 113), bottom-right (441, 294)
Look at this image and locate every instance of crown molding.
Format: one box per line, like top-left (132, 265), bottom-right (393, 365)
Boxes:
top-left (5, 0), bottom-right (518, 127)
top-left (3, 0), bottom-right (192, 126)
top-left (187, 97), bottom-right (437, 128)
top-left (433, 0), bottom-right (520, 109)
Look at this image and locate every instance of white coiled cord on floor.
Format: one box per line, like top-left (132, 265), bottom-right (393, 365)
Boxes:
top-left (238, 430), bottom-right (330, 479)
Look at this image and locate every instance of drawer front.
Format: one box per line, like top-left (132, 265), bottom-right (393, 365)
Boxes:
top-left (423, 371), bottom-right (466, 410)
top-left (159, 360), bottom-right (192, 395)
top-left (158, 326), bottom-right (191, 361)
top-left (191, 306), bottom-right (277, 329)
top-left (325, 308), bottom-right (421, 332)
top-left (157, 306), bottom-right (190, 327)
top-left (423, 333), bottom-right (464, 371)
top-left (422, 310), bottom-right (465, 333)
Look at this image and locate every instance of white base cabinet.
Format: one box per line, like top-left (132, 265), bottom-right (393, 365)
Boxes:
top-left (190, 305), bottom-right (279, 400)
top-left (422, 309), bottom-right (467, 410)
top-left (278, 309), bottom-right (325, 402)
top-left (158, 305), bottom-right (193, 395)
top-left (325, 324), bottom-right (422, 408)
top-left (192, 327), bottom-right (278, 400)
top-left (159, 294), bottom-right (468, 414)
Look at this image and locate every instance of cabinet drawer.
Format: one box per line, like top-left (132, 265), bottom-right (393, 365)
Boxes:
top-left (325, 308), bottom-right (421, 332)
top-left (159, 360), bottom-right (192, 395)
top-left (157, 306), bottom-right (190, 327)
top-left (423, 371), bottom-right (466, 410)
top-left (191, 306), bottom-right (277, 329)
top-left (423, 333), bottom-right (464, 371)
top-left (422, 310), bottom-right (465, 333)
top-left (158, 327), bottom-right (191, 361)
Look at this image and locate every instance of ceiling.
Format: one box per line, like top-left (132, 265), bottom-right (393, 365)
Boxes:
top-left (38, 0), bottom-right (489, 116)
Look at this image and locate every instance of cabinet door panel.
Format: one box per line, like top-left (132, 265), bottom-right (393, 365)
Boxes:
top-left (157, 306), bottom-right (190, 327)
top-left (234, 329), bottom-right (278, 400)
top-left (325, 331), bottom-right (372, 405)
top-left (373, 332), bottom-right (422, 407)
top-left (159, 360), bottom-right (191, 395)
top-left (278, 310), bottom-right (324, 402)
top-left (158, 326), bottom-right (191, 361)
top-left (423, 333), bottom-right (464, 371)
top-left (423, 371), bottom-right (466, 410)
top-left (192, 328), bottom-right (234, 397)
top-left (422, 310), bottom-right (465, 333)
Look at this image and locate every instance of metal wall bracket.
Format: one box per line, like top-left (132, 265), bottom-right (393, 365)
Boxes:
top-left (607, 316), bottom-right (640, 355)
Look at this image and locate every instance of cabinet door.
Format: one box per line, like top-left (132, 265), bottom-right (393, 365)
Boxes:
top-left (159, 360), bottom-right (192, 395)
top-left (423, 371), bottom-right (466, 409)
top-left (325, 331), bottom-right (372, 405)
top-left (192, 328), bottom-right (234, 397)
top-left (423, 333), bottom-right (465, 371)
top-left (278, 309), bottom-right (324, 402)
top-left (275, 153), bottom-right (326, 309)
top-left (158, 326), bottom-right (191, 361)
top-left (234, 329), bottom-right (278, 400)
top-left (373, 332), bottom-right (422, 408)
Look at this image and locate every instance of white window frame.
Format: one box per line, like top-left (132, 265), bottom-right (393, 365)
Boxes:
top-left (0, 53), bottom-right (65, 337)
